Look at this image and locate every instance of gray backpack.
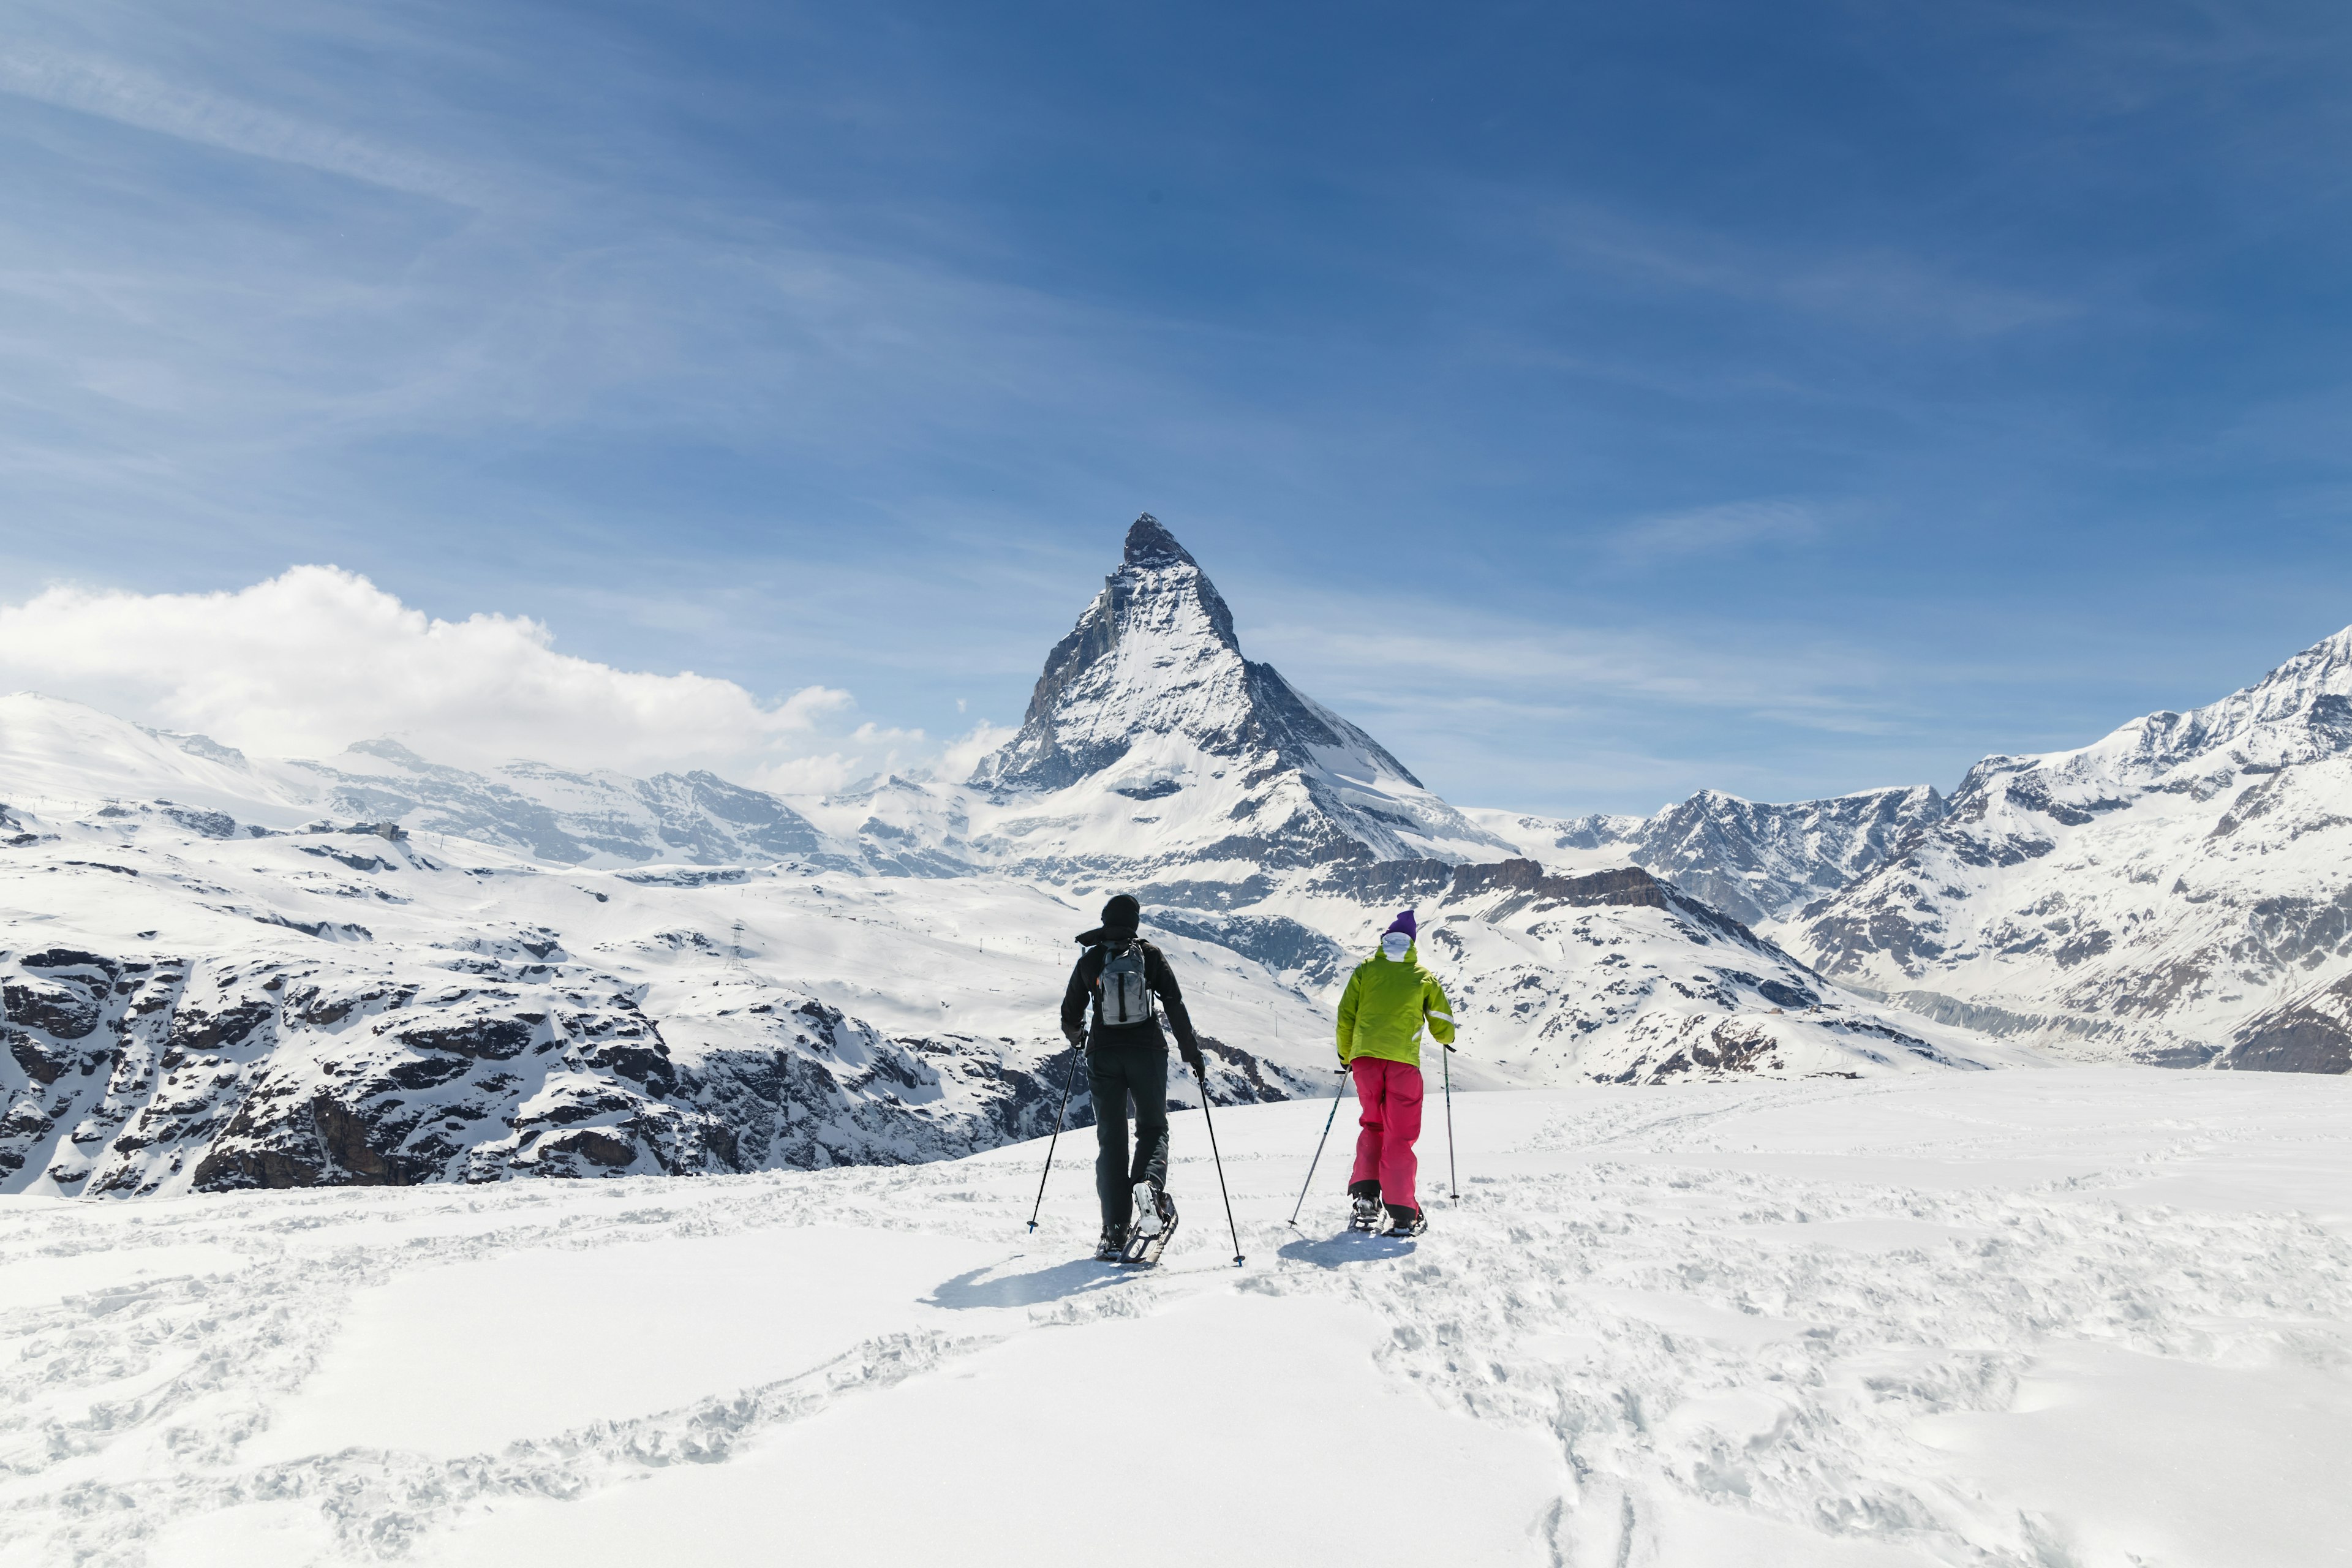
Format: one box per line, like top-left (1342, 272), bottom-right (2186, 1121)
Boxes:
top-left (1098, 943), bottom-right (1153, 1028)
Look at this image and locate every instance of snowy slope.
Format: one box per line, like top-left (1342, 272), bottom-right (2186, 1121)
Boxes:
top-left (1790, 626), bottom-right (2352, 1069)
top-left (4, 1069), bottom-right (2348, 1567)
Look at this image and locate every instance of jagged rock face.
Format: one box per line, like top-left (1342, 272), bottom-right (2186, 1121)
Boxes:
top-left (1470, 785), bottom-right (1947, 929)
top-left (1791, 627), bottom-right (2352, 1071)
top-left (969, 514), bottom-right (1509, 874)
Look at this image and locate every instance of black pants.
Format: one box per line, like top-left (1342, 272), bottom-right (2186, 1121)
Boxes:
top-left (1088, 1044), bottom-right (1169, 1233)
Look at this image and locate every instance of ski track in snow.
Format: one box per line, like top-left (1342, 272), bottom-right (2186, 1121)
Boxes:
top-left (3, 1071), bottom-right (2350, 1567)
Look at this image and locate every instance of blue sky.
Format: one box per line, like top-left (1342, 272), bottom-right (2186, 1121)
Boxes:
top-left (2, 0), bottom-right (2349, 812)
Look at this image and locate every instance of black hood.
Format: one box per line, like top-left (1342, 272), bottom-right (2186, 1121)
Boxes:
top-left (1077, 892), bottom-right (1141, 946)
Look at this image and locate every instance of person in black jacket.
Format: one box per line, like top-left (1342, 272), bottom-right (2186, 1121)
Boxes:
top-left (1061, 892), bottom-right (1207, 1259)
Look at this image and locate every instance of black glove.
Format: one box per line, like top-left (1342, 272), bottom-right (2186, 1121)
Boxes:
top-left (1064, 1025), bottom-right (1086, 1050)
top-left (1180, 1041), bottom-right (1206, 1077)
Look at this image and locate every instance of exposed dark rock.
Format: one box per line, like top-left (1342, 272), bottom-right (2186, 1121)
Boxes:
top-left (546, 1129), bottom-right (636, 1167)
top-left (161, 805), bottom-right (240, 839)
top-left (168, 1000), bottom-right (274, 1055)
top-left (394, 1017), bottom-right (533, 1060)
top-left (2225, 973), bottom-right (2352, 1075)
top-left (1147, 910), bottom-right (1350, 986)
top-left (5, 1027), bottom-right (74, 1084)
top-left (4, 979), bottom-right (103, 1039)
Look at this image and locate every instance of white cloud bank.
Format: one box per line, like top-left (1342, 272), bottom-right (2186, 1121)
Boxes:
top-left (0, 565), bottom-right (1003, 793)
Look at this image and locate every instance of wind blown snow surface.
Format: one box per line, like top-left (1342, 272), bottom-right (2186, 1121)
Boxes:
top-left (4, 1069), bottom-right (2347, 1567)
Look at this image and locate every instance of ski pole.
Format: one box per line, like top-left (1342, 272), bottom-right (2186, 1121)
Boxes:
top-left (1194, 1063), bottom-right (1245, 1267)
top-left (1025, 1039), bottom-right (1086, 1233)
top-left (1442, 1042), bottom-right (1458, 1201)
top-left (1286, 1065), bottom-right (1351, 1227)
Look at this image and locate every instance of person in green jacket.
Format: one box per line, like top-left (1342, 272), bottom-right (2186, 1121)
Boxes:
top-left (1336, 909), bottom-right (1455, 1236)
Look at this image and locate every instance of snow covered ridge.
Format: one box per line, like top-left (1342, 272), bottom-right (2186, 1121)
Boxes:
top-left (1789, 625), bottom-right (2352, 1070)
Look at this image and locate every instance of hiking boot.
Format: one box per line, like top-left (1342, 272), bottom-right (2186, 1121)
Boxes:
top-left (1132, 1180), bottom-right (1165, 1237)
top-left (1384, 1204), bottom-right (1426, 1237)
top-left (1349, 1194), bottom-right (1384, 1231)
top-left (1094, 1226), bottom-right (1126, 1261)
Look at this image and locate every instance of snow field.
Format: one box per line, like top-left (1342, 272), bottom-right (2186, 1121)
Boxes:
top-left (3, 1069), bottom-right (2349, 1567)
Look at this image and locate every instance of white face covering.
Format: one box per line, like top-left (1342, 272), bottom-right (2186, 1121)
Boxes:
top-left (1380, 932), bottom-right (1411, 961)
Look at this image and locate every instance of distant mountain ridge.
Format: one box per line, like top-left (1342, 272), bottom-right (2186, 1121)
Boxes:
top-left (15, 517), bottom-right (2351, 1137)
top-left (1787, 626), bottom-right (2352, 1071)
top-left (1470, 784), bottom-right (1947, 929)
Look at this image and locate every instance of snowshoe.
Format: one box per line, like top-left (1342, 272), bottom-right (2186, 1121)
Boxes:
top-left (1093, 1226), bottom-right (1126, 1262)
top-left (1348, 1194), bottom-right (1384, 1233)
top-left (1121, 1188), bottom-right (1180, 1266)
top-left (1383, 1204), bottom-right (1427, 1238)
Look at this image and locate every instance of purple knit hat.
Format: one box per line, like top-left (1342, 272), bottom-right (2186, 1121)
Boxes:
top-left (1384, 910), bottom-right (1417, 940)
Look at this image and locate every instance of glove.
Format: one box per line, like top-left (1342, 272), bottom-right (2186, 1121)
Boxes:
top-left (1180, 1041), bottom-right (1206, 1077)
top-left (1063, 1024), bottom-right (1086, 1050)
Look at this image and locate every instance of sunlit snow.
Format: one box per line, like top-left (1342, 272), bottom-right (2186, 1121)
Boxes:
top-left (4, 1071), bottom-right (2346, 1565)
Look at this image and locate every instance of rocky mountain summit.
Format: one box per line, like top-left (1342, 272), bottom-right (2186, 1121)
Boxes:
top-left (970, 514), bottom-right (1509, 878)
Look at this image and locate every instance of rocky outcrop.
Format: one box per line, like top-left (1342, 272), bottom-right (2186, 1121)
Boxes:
top-left (2224, 971), bottom-right (2352, 1075)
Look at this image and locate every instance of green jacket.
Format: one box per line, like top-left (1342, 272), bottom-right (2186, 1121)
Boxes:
top-left (1335, 944), bottom-right (1456, 1068)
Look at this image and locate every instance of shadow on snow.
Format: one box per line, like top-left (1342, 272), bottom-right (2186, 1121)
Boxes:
top-left (1275, 1232), bottom-right (1416, 1267)
top-left (924, 1257), bottom-right (1135, 1308)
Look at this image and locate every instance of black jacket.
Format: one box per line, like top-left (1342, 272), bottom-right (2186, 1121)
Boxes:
top-left (1062, 937), bottom-right (1200, 1055)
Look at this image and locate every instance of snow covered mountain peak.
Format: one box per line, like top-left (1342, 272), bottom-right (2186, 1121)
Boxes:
top-left (968, 514), bottom-right (1506, 870)
top-left (971, 513), bottom-right (1247, 791)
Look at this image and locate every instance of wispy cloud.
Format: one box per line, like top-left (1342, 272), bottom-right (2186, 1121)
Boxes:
top-left (1229, 581), bottom-right (2059, 812)
top-left (0, 41), bottom-right (486, 205)
top-left (1538, 201), bottom-right (2076, 339)
top-left (1605, 499), bottom-right (1823, 565)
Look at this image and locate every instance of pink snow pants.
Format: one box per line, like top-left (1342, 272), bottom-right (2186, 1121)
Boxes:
top-left (1348, 1056), bottom-right (1423, 1211)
